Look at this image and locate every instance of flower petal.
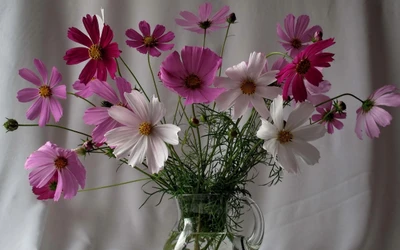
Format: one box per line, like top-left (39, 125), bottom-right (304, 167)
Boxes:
top-left (49, 98), bottom-right (63, 122)
top-left (108, 106), bottom-right (141, 127)
top-left (17, 88), bottom-right (39, 102)
top-left (34, 59), bottom-right (48, 84)
top-left (365, 114), bottom-right (381, 138)
top-left (38, 98), bottom-right (51, 127)
top-left (139, 20), bottom-right (151, 37)
top-left (355, 109), bottom-right (365, 140)
top-left (232, 94), bottom-right (250, 119)
top-left (215, 89), bottom-right (242, 111)
top-left (146, 136), bottom-right (169, 173)
top-left (152, 124), bottom-right (180, 145)
top-left (63, 47), bottom-right (90, 65)
top-left (90, 80), bottom-right (119, 104)
top-left (67, 27), bottom-right (92, 47)
top-left (54, 171), bottom-right (63, 201)
top-left (124, 91), bottom-right (150, 121)
top-left (199, 2), bottom-right (212, 20)
top-left (369, 106), bottom-right (392, 127)
top-left (270, 95), bottom-right (284, 130)
top-left (49, 67), bottom-right (62, 88)
top-left (51, 85), bottom-right (67, 99)
top-left (247, 52), bottom-right (266, 79)
top-left (26, 98), bottom-right (43, 121)
top-left (83, 107), bottom-right (110, 125)
top-left (292, 123), bottom-right (326, 141)
top-left (286, 101), bottom-right (315, 131)
top-left (61, 168), bottom-right (79, 200)
top-left (127, 135), bottom-right (148, 167)
top-left (277, 144), bottom-right (299, 173)
top-left (251, 96), bottom-right (270, 119)
top-left (125, 28), bottom-right (143, 41)
top-left (105, 127), bottom-right (141, 158)
top-left (19, 68), bottom-right (41, 86)
top-left (288, 139), bottom-right (321, 165)
top-left (257, 118), bottom-right (278, 141)
top-left (79, 59), bottom-right (97, 84)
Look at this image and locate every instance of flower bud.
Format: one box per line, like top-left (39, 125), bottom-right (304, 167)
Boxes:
top-left (190, 117), bottom-right (200, 127)
top-left (83, 140), bottom-right (94, 151)
top-left (74, 147), bottom-right (87, 156)
top-left (333, 100), bottom-right (347, 112)
top-left (229, 129), bottom-right (238, 138)
top-left (313, 31), bottom-right (323, 42)
top-left (3, 118), bottom-right (18, 132)
top-left (199, 114), bottom-right (207, 122)
top-left (101, 101), bottom-right (113, 107)
top-left (227, 13), bottom-right (237, 24)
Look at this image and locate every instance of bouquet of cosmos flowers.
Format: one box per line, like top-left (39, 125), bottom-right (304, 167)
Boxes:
top-left (4, 2), bottom-right (400, 209)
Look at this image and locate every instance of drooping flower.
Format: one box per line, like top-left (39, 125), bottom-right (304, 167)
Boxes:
top-left (72, 73), bottom-right (99, 98)
top-left (256, 95), bottom-right (326, 173)
top-left (312, 101), bottom-right (347, 134)
top-left (25, 142), bottom-right (86, 201)
top-left (160, 46), bottom-right (224, 105)
top-left (32, 172), bottom-right (58, 200)
top-left (17, 59), bottom-right (66, 127)
top-left (355, 85), bottom-right (400, 139)
top-left (175, 2), bottom-right (230, 34)
top-left (64, 14), bottom-right (121, 84)
top-left (83, 77), bottom-right (133, 144)
top-left (215, 52), bottom-right (282, 119)
top-left (277, 14), bottom-right (322, 57)
top-left (104, 91), bottom-right (181, 173)
top-left (126, 21), bottom-right (175, 57)
top-left (276, 38), bottom-right (335, 102)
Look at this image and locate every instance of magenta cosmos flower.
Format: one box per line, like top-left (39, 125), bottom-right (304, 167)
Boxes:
top-left (25, 142), bottom-right (86, 201)
top-left (32, 172), bottom-right (58, 200)
top-left (126, 21), bottom-right (175, 57)
top-left (175, 2), bottom-right (230, 34)
top-left (355, 85), bottom-right (400, 139)
top-left (277, 14), bottom-right (322, 57)
top-left (276, 38), bottom-right (335, 102)
top-left (312, 101), bottom-right (347, 134)
top-left (83, 77), bottom-right (133, 144)
top-left (17, 59), bottom-right (66, 127)
top-left (160, 46), bottom-right (224, 105)
top-left (64, 14), bottom-right (121, 84)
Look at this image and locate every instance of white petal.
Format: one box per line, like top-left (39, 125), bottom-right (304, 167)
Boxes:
top-left (232, 94), bottom-right (250, 119)
top-left (257, 70), bottom-right (279, 86)
top-left (146, 136), bottom-right (169, 173)
top-left (288, 139), bottom-right (321, 166)
top-left (105, 127), bottom-right (141, 158)
top-left (124, 91), bottom-right (150, 121)
top-left (149, 95), bottom-right (166, 125)
top-left (153, 124), bottom-right (181, 145)
top-left (277, 144), bottom-right (299, 173)
top-left (214, 76), bottom-right (240, 89)
top-left (215, 89), bottom-right (242, 111)
top-left (285, 101), bottom-right (315, 131)
top-left (108, 106), bottom-right (141, 127)
top-left (247, 52), bottom-right (266, 79)
top-left (270, 95), bottom-right (284, 130)
top-left (226, 62), bottom-right (247, 81)
top-left (257, 119), bottom-right (278, 141)
top-left (127, 136), bottom-right (148, 167)
top-left (255, 86), bottom-right (282, 100)
top-left (292, 123), bottom-right (326, 141)
top-left (251, 96), bottom-right (270, 119)
top-left (262, 138), bottom-right (278, 157)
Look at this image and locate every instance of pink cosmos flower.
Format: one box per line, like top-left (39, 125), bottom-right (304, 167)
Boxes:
top-left (277, 14), bottom-right (322, 57)
top-left (355, 85), bottom-right (400, 139)
top-left (72, 73), bottom-right (99, 98)
top-left (64, 14), bottom-right (121, 84)
top-left (25, 142), bottom-right (86, 201)
top-left (262, 57), bottom-right (289, 75)
top-left (17, 59), bottom-right (66, 127)
top-left (160, 46), bottom-right (224, 105)
top-left (312, 101), bottom-right (347, 134)
top-left (175, 2), bottom-right (230, 34)
top-left (32, 172), bottom-right (58, 200)
top-left (276, 38), bottom-right (335, 102)
top-left (126, 21), bottom-right (175, 57)
top-left (83, 77), bottom-right (133, 144)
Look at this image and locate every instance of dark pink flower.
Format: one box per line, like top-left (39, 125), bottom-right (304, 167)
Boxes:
top-left (25, 142), bottom-right (86, 201)
top-left (175, 2), bottom-right (230, 34)
top-left (32, 172), bottom-right (58, 200)
top-left (355, 85), bottom-right (400, 139)
top-left (312, 101), bottom-right (346, 134)
top-left (160, 46), bottom-right (224, 105)
top-left (64, 15), bottom-right (121, 84)
top-left (277, 14), bottom-right (322, 57)
top-left (276, 38), bottom-right (335, 102)
top-left (17, 59), bottom-right (66, 127)
top-left (83, 77), bottom-right (133, 144)
top-left (126, 21), bottom-right (175, 57)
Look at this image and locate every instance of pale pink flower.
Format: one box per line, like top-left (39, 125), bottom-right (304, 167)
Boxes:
top-left (105, 91), bottom-right (180, 173)
top-left (277, 14), bottom-right (322, 57)
top-left (355, 85), bottom-right (400, 139)
top-left (175, 2), bottom-right (230, 34)
top-left (312, 101), bottom-right (347, 134)
top-left (17, 59), bottom-right (66, 127)
top-left (25, 142), bottom-right (86, 201)
top-left (83, 77), bottom-right (133, 144)
top-left (160, 46), bottom-right (224, 105)
top-left (215, 52), bottom-right (282, 119)
top-left (72, 73), bottom-right (99, 98)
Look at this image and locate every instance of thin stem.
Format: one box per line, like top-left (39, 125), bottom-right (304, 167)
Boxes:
top-left (192, 104), bottom-right (202, 164)
top-left (18, 124), bottom-right (91, 137)
top-left (119, 56), bottom-right (150, 101)
top-left (78, 178), bottom-right (150, 192)
top-left (115, 58), bottom-right (122, 77)
top-left (147, 53), bottom-right (166, 123)
top-left (265, 51), bottom-right (291, 59)
top-left (218, 23), bottom-right (231, 76)
top-left (202, 29), bottom-right (207, 48)
top-left (67, 92), bottom-right (96, 107)
top-left (315, 93), bottom-right (364, 107)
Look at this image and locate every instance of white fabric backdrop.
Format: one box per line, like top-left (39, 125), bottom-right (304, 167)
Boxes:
top-left (1, 0), bottom-right (399, 249)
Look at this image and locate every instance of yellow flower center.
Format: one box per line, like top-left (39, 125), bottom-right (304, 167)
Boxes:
top-left (139, 122), bottom-right (152, 135)
top-left (185, 74), bottom-right (202, 89)
top-left (240, 79), bottom-right (256, 95)
top-left (143, 36), bottom-right (156, 47)
top-left (39, 85), bottom-right (52, 98)
top-left (291, 38), bottom-right (302, 49)
top-left (277, 130), bottom-right (293, 144)
top-left (295, 59), bottom-right (311, 75)
top-left (88, 44), bottom-right (102, 60)
top-left (54, 157), bottom-right (68, 170)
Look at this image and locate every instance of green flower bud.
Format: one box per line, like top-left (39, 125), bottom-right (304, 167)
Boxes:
top-left (3, 118), bottom-right (18, 132)
top-left (227, 13), bottom-right (237, 24)
top-left (74, 147), bottom-right (87, 156)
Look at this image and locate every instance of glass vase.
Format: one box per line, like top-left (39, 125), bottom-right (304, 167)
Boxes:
top-left (163, 194), bottom-right (264, 250)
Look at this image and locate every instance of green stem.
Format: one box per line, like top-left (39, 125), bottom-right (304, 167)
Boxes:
top-left (315, 93), bottom-right (364, 107)
top-left (119, 56), bottom-right (150, 102)
top-left (218, 23), bottom-right (231, 76)
top-left (115, 58), bottom-right (122, 77)
top-left (265, 51), bottom-right (291, 59)
top-left (202, 29), bottom-right (207, 48)
top-left (67, 92), bottom-right (96, 107)
top-left (192, 105), bottom-right (203, 164)
top-left (78, 178), bottom-right (150, 192)
top-left (18, 124), bottom-right (91, 137)
top-left (147, 53), bottom-right (165, 123)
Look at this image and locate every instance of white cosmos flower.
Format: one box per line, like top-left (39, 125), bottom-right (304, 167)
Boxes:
top-left (256, 95), bottom-right (326, 173)
top-left (104, 91), bottom-right (181, 173)
top-left (215, 52), bottom-right (282, 119)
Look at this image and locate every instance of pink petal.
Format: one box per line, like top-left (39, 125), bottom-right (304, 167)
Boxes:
top-left (83, 14), bottom-right (100, 44)
top-left (300, 25), bottom-right (322, 42)
top-left (64, 47), bottom-right (90, 65)
top-left (84, 107), bottom-right (110, 125)
top-left (92, 117), bottom-right (120, 144)
top-left (104, 57), bottom-right (118, 80)
top-left (211, 5), bottom-right (230, 22)
top-left (332, 119), bottom-right (344, 130)
top-left (103, 42), bottom-right (121, 58)
top-left (34, 59), bottom-right (48, 84)
top-left (19, 68), bottom-right (41, 86)
top-left (156, 43), bottom-right (174, 51)
top-left (311, 114), bottom-right (323, 122)
top-left (179, 11), bottom-right (200, 23)
top-left (294, 15), bottom-right (310, 38)
top-left (371, 85), bottom-right (398, 100)
top-left (49, 98), bottom-right (63, 122)
top-left (96, 61), bottom-right (107, 82)
top-left (67, 27), bottom-right (92, 47)
top-left (271, 58), bottom-right (289, 71)
top-left (126, 40), bottom-right (144, 48)
top-left (284, 14), bottom-right (296, 38)
top-left (66, 153), bottom-right (86, 188)
top-left (54, 171), bottom-right (63, 201)
top-left (355, 109), bottom-right (365, 140)
top-left (17, 88), bottom-right (39, 102)
top-left (304, 67), bottom-right (323, 85)
top-left (139, 20), bottom-right (151, 37)
top-left (61, 168), bottom-right (79, 199)
top-left (49, 67), bottom-right (62, 88)
top-left (199, 2), bottom-right (212, 20)
top-left (365, 114), bottom-right (381, 138)
top-left (374, 93), bottom-right (400, 107)
top-left (79, 59), bottom-right (97, 84)
top-left (291, 74), bottom-right (307, 102)
top-left (326, 122), bottom-right (334, 134)
top-left (38, 98), bottom-right (51, 127)
top-left (369, 107), bottom-right (392, 127)
top-left (136, 45), bottom-right (149, 54)
top-left (90, 80), bottom-right (119, 103)
top-left (157, 31), bottom-right (175, 43)
top-left (115, 77), bottom-right (133, 103)
top-left (175, 18), bottom-right (197, 27)
top-left (149, 47), bottom-right (162, 57)
top-left (125, 28), bottom-right (143, 41)
top-left (277, 23), bottom-right (291, 42)
top-left (51, 85), bottom-right (67, 99)
top-left (99, 24), bottom-right (113, 48)
top-left (29, 165), bottom-right (56, 188)
top-left (152, 24), bottom-right (166, 38)
top-left (26, 98), bottom-right (43, 121)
